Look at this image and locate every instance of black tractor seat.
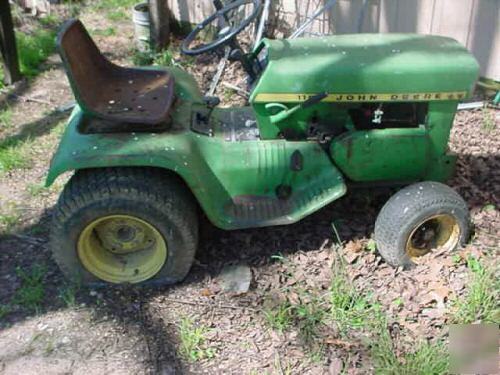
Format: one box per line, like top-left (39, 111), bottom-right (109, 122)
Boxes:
top-left (57, 19), bottom-right (175, 132)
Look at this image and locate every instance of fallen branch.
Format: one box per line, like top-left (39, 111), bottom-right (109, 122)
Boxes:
top-left (222, 82), bottom-right (249, 97)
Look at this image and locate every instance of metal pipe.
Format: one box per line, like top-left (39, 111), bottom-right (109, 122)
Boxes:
top-left (289, 0), bottom-right (337, 39)
top-left (254, 0), bottom-right (271, 49)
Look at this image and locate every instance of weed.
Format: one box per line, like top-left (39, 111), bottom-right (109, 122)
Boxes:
top-left (132, 50), bottom-right (154, 66)
top-left (13, 264), bottom-right (47, 312)
top-left (92, 27), bottom-right (117, 37)
top-left (0, 305), bottom-right (11, 320)
top-left (107, 10), bottom-right (128, 21)
top-left (264, 302), bottom-right (292, 332)
top-left (330, 262), bottom-right (375, 334)
top-left (178, 316), bottom-right (215, 362)
top-left (93, 0), bottom-right (136, 10)
top-left (17, 29), bottom-right (56, 76)
top-left (451, 256), bottom-right (499, 324)
top-left (372, 334), bottom-right (449, 375)
top-left (481, 108), bottom-right (495, 132)
top-left (365, 239), bottom-right (377, 252)
top-left (0, 107), bottom-right (13, 130)
top-left (59, 283), bottom-right (79, 307)
top-left (0, 203), bottom-right (22, 234)
top-left (264, 290), bottom-right (327, 357)
top-left (26, 182), bottom-right (50, 197)
top-left (39, 14), bottom-right (61, 28)
top-left (153, 49), bottom-right (176, 67)
top-left (0, 137), bottom-right (33, 173)
top-left (223, 88), bottom-right (234, 101)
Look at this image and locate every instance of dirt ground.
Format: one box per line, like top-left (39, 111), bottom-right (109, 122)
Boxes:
top-left (0, 3), bottom-right (499, 375)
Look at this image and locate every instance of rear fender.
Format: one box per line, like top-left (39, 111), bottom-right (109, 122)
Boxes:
top-left (46, 108), bottom-right (198, 187)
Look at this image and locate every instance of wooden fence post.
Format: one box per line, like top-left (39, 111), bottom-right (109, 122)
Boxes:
top-left (149, 0), bottom-right (171, 50)
top-left (0, 0), bottom-right (21, 84)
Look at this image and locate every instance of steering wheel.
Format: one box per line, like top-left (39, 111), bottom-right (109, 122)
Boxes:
top-left (181, 0), bottom-right (262, 56)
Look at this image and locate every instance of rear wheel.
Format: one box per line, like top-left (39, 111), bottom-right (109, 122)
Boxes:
top-left (51, 168), bottom-right (198, 286)
top-left (374, 181), bottom-right (470, 267)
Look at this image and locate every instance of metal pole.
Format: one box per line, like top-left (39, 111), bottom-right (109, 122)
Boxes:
top-left (289, 0), bottom-right (337, 39)
top-left (149, 0), bottom-right (171, 50)
top-left (253, 0), bottom-right (271, 49)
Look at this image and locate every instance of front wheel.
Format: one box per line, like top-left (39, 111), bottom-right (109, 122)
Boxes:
top-left (374, 181), bottom-right (470, 267)
top-left (51, 168), bottom-right (198, 286)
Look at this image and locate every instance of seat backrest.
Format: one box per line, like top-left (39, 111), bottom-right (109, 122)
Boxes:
top-left (57, 19), bottom-right (116, 111)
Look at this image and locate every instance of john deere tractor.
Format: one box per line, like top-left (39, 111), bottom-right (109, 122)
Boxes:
top-left (47, 0), bottom-right (479, 286)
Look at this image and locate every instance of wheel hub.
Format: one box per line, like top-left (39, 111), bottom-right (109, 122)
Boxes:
top-left (77, 215), bottom-right (167, 283)
top-left (406, 214), bottom-right (460, 259)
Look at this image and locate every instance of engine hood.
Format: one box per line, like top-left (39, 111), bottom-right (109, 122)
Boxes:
top-left (250, 33), bottom-right (479, 104)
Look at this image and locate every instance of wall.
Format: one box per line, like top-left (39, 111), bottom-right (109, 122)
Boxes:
top-left (167, 0), bottom-right (500, 79)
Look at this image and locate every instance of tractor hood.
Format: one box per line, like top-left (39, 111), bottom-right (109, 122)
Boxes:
top-left (250, 34), bottom-right (479, 104)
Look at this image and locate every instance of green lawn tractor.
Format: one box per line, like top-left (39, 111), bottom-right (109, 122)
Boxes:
top-left (47, 1), bottom-right (479, 286)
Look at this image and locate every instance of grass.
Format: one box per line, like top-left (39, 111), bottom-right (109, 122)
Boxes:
top-left (0, 203), bottom-right (22, 234)
top-left (26, 182), bottom-right (51, 197)
top-left (16, 29), bottom-right (56, 77)
top-left (178, 316), bottom-right (215, 362)
top-left (264, 302), bottom-right (293, 333)
top-left (372, 335), bottom-right (449, 375)
top-left (106, 10), bottom-right (129, 22)
top-left (0, 107), bottom-right (13, 131)
top-left (330, 256), bottom-right (450, 374)
top-left (0, 26), bottom-right (55, 86)
top-left (91, 0), bottom-right (136, 21)
top-left (451, 256), bottom-right (499, 324)
top-left (0, 137), bottom-right (33, 174)
top-left (92, 27), bottom-right (117, 37)
top-left (93, 0), bottom-right (137, 10)
top-left (481, 108), bottom-right (496, 132)
top-left (59, 283), bottom-right (79, 307)
top-left (296, 251), bottom-right (451, 374)
top-left (0, 305), bottom-right (11, 320)
top-left (13, 264), bottom-right (47, 312)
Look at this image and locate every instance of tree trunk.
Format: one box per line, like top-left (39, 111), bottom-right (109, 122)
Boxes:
top-left (0, 0), bottom-right (21, 84)
top-left (149, 0), bottom-right (171, 51)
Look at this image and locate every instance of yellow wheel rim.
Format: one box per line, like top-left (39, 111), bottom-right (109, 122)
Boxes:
top-left (406, 214), bottom-right (460, 260)
top-left (77, 215), bottom-right (167, 283)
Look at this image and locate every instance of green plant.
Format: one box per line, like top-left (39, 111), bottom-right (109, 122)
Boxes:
top-left (93, 0), bottom-right (136, 10)
top-left (0, 107), bottom-right (13, 130)
top-left (330, 262), bottom-right (375, 334)
top-left (264, 302), bottom-right (292, 332)
top-left (106, 10), bottom-right (128, 21)
top-left (0, 203), bottom-right (22, 233)
top-left (39, 14), bottom-right (61, 28)
top-left (451, 256), bottom-right (499, 324)
top-left (329, 254), bottom-right (450, 374)
top-left (178, 316), bottom-right (215, 362)
top-left (59, 283), bottom-right (79, 307)
top-left (0, 305), bottom-right (11, 319)
top-left (481, 108), bottom-right (495, 132)
top-left (16, 29), bottom-right (56, 76)
top-left (26, 182), bottom-right (49, 197)
top-left (0, 137), bottom-right (33, 173)
top-left (153, 49), bottom-right (176, 67)
top-left (92, 27), bottom-right (116, 37)
top-left (13, 264), bottom-right (47, 312)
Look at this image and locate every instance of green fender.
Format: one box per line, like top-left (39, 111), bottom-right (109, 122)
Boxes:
top-left (46, 107), bottom-right (347, 230)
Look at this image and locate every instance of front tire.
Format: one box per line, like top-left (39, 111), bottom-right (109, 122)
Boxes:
top-left (374, 181), bottom-right (470, 267)
top-left (51, 168), bottom-right (198, 286)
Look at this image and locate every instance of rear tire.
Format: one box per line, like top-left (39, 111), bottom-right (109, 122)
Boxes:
top-left (50, 167), bottom-right (198, 287)
top-left (374, 181), bottom-right (470, 267)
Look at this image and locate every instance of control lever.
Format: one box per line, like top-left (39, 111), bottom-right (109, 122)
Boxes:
top-left (267, 92), bottom-right (328, 125)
